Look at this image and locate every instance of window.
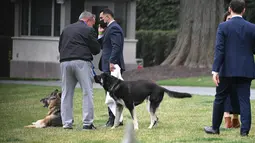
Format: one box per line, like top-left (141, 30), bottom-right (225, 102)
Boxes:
top-left (21, 0), bottom-right (29, 35)
top-left (83, 1), bottom-right (127, 37)
top-left (91, 4), bottom-right (127, 37)
top-left (54, 2), bottom-right (61, 36)
top-left (114, 2), bottom-right (127, 37)
top-left (21, 0), bottom-right (60, 36)
top-left (71, 0), bottom-right (85, 24)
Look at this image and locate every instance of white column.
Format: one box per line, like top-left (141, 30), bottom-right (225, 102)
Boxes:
top-left (60, 0), bottom-right (71, 34)
top-left (14, 3), bottom-right (20, 36)
top-left (126, 0), bottom-right (136, 39)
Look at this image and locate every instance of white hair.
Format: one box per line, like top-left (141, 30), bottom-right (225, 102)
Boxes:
top-left (78, 10), bottom-right (94, 20)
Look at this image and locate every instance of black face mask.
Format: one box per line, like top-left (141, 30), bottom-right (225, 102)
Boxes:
top-left (99, 19), bottom-right (107, 28)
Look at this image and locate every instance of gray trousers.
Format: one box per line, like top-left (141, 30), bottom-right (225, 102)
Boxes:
top-left (60, 60), bottom-right (94, 127)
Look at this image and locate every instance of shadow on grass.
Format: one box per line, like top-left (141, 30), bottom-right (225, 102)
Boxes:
top-left (3, 137), bottom-right (23, 142)
top-left (176, 137), bottom-right (223, 143)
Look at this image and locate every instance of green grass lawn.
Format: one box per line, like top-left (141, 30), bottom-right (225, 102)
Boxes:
top-left (157, 76), bottom-right (255, 88)
top-left (0, 84), bottom-right (255, 143)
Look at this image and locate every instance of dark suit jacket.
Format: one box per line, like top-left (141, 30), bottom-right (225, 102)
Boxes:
top-left (212, 17), bottom-right (255, 78)
top-left (59, 21), bottom-right (100, 63)
top-left (99, 21), bottom-right (125, 72)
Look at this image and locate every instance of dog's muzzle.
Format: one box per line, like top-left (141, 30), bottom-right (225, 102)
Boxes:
top-left (40, 98), bottom-right (49, 107)
top-left (94, 75), bottom-right (102, 85)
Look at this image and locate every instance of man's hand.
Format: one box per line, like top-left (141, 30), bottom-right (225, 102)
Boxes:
top-left (98, 26), bottom-right (105, 34)
top-left (109, 63), bottom-right (115, 72)
top-left (212, 72), bottom-right (220, 86)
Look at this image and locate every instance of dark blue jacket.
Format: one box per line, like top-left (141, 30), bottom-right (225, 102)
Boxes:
top-left (100, 21), bottom-right (125, 72)
top-left (212, 17), bottom-right (255, 78)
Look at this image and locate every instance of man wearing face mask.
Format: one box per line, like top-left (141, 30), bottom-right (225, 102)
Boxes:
top-left (98, 11), bottom-right (108, 40)
top-left (58, 10), bottom-right (100, 130)
top-left (97, 8), bottom-right (125, 127)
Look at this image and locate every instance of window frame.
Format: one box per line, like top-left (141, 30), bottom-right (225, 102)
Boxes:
top-left (20, 0), bottom-right (59, 37)
top-left (84, 1), bottom-right (128, 37)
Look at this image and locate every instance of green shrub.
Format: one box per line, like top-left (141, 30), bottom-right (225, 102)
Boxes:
top-left (136, 0), bottom-right (180, 30)
top-left (224, 0), bottom-right (255, 24)
top-left (136, 30), bottom-right (177, 67)
top-left (244, 0), bottom-right (255, 23)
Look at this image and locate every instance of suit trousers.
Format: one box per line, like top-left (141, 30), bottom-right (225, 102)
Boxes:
top-left (60, 60), bottom-right (94, 127)
top-left (223, 93), bottom-right (240, 114)
top-left (212, 77), bottom-right (252, 133)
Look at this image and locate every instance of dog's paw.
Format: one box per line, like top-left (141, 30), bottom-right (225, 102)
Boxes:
top-left (148, 125), bottom-right (153, 129)
top-left (134, 124), bottom-right (139, 130)
top-left (111, 126), bottom-right (116, 129)
top-left (153, 118), bottom-right (159, 127)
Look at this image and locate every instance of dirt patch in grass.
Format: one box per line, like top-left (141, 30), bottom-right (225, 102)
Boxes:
top-left (122, 65), bottom-right (211, 81)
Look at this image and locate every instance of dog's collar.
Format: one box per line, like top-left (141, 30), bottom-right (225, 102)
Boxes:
top-left (109, 80), bottom-right (121, 92)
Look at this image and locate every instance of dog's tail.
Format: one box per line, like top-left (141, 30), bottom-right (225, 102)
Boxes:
top-left (163, 88), bottom-right (192, 98)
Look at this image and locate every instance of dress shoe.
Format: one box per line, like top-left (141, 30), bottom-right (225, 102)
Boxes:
top-left (204, 126), bottom-right (220, 134)
top-left (224, 117), bottom-right (232, 128)
top-left (83, 124), bottom-right (96, 130)
top-left (240, 132), bottom-right (248, 137)
top-left (232, 118), bottom-right (240, 128)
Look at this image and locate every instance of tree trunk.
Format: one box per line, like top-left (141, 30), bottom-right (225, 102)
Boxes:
top-left (161, 0), bottom-right (224, 68)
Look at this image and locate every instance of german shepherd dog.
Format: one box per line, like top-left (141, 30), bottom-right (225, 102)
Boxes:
top-left (24, 89), bottom-right (62, 128)
top-left (94, 73), bottom-right (192, 130)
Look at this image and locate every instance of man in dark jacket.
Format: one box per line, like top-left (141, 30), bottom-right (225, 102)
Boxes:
top-left (98, 8), bottom-right (125, 127)
top-left (58, 10), bottom-right (100, 130)
top-left (204, 0), bottom-right (255, 136)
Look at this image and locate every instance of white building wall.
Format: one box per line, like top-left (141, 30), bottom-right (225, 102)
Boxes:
top-left (12, 37), bottom-right (59, 62)
top-left (12, 37), bottom-right (137, 64)
top-left (11, 37), bottom-right (137, 78)
top-left (10, 0), bottom-right (137, 78)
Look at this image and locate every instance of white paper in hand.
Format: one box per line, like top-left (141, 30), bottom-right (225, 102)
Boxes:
top-left (105, 64), bottom-right (123, 122)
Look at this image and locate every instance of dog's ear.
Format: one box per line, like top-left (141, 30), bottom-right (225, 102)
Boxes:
top-left (57, 92), bottom-right (62, 98)
top-left (101, 73), bottom-right (108, 79)
top-left (101, 72), bottom-right (111, 81)
top-left (53, 89), bottom-right (58, 94)
top-left (50, 89), bottom-right (58, 96)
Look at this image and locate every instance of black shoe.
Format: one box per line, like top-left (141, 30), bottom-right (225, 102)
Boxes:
top-left (83, 124), bottom-right (96, 130)
top-left (119, 121), bottom-right (124, 126)
top-left (204, 126), bottom-right (220, 134)
top-left (240, 132), bottom-right (248, 137)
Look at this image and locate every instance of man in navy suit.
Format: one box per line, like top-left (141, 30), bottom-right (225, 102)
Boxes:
top-left (204, 0), bottom-right (255, 136)
top-left (98, 8), bottom-right (125, 127)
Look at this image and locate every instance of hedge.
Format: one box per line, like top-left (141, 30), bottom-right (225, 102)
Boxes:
top-left (136, 0), bottom-right (180, 30)
top-left (136, 30), bottom-right (178, 67)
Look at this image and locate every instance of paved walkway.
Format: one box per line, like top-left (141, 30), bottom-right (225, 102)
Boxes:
top-left (1, 80), bottom-right (255, 100)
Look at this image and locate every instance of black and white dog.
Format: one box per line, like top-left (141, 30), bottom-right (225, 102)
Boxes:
top-left (94, 73), bottom-right (192, 130)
